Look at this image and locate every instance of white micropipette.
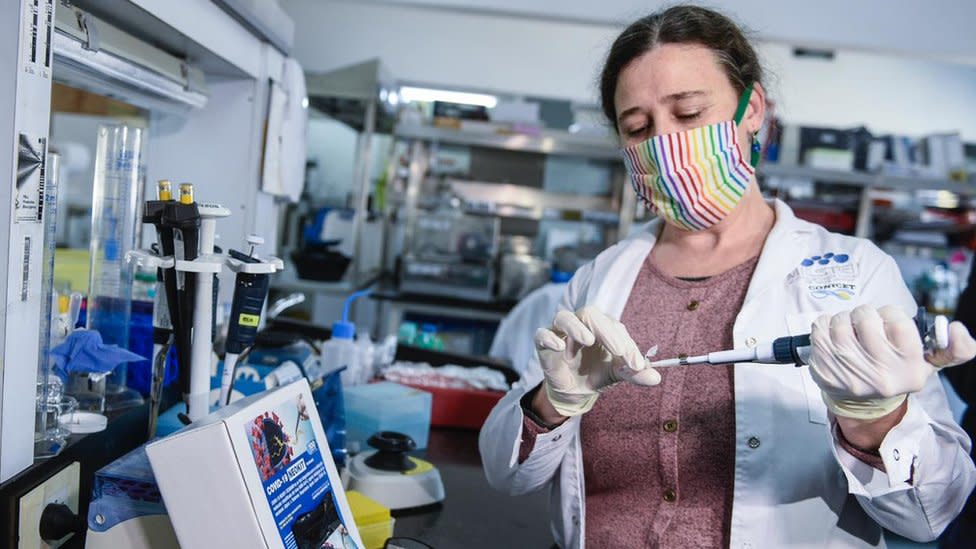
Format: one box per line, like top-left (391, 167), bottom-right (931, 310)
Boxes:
top-left (648, 308), bottom-right (950, 368)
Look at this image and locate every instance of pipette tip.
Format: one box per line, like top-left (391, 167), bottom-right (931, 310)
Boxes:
top-left (648, 358), bottom-right (683, 368)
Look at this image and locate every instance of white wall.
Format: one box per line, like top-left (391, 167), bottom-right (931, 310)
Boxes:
top-left (306, 116), bottom-right (359, 205)
top-left (376, 0), bottom-right (976, 65)
top-left (284, 0), bottom-right (616, 102)
top-left (284, 0), bottom-right (976, 139)
top-left (306, 116), bottom-right (394, 206)
top-left (763, 44), bottom-right (976, 139)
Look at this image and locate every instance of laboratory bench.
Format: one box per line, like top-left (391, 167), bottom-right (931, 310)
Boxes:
top-left (0, 387), bottom-right (181, 548)
top-left (0, 327), bottom-right (525, 547)
top-left (397, 428), bottom-right (553, 549)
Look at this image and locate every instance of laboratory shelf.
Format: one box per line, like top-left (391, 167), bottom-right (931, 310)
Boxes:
top-left (760, 164), bottom-right (976, 195)
top-left (394, 122), bottom-right (621, 160)
top-left (448, 179), bottom-right (620, 225)
top-left (271, 265), bottom-right (379, 295)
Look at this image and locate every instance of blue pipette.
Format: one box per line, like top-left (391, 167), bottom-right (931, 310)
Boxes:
top-left (648, 308), bottom-right (950, 368)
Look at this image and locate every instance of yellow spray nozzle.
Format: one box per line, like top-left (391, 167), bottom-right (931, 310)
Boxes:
top-left (157, 179), bottom-right (173, 201)
top-left (179, 183), bottom-right (194, 205)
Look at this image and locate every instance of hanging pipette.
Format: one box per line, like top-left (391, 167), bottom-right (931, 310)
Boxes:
top-left (648, 308), bottom-right (950, 368)
top-left (219, 239), bottom-right (273, 407)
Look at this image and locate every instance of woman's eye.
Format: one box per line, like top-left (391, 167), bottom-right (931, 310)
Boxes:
top-left (676, 112), bottom-right (702, 121)
top-left (626, 126), bottom-right (647, 138)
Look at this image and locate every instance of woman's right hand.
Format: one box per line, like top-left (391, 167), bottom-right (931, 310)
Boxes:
top-left (533, 307), bottom-right (661, 419)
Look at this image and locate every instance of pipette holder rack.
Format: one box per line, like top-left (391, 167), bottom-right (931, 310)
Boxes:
top-left (129, 204), bottom-right (283, 423)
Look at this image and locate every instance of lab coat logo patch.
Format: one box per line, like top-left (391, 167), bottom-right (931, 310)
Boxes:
top-left (788, 253), bottom-right (858, 300)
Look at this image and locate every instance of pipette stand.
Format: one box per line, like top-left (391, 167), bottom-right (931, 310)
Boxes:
top-left (180, 203), bottom-right (230, 421)
top-left (132, 203), bottom-right (285, 424)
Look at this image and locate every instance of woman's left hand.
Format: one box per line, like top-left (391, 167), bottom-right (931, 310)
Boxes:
top-left (808, 305), bottom-right (976, 421)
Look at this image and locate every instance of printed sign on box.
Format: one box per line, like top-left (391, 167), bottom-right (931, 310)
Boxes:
top-left (147, 380), bottom-right (362, 549)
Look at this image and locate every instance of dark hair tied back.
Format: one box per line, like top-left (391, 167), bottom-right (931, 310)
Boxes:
top-left (599, 5), bottom-right (764, 130)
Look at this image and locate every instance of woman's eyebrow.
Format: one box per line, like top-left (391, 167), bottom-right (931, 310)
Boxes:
top-left (617, 106), bottom-right (643, 123)
top-left (663, 90), bottom-right (707, 102)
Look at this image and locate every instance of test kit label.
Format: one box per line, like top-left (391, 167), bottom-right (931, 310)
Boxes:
top-left (245, 394), bottom-right (361, 549)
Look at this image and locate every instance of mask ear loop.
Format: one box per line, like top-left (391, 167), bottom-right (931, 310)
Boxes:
top-left (733, 83), bottom-right (761, 168)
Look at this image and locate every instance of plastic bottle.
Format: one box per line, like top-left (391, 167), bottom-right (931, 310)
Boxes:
top-left (322, 290), bottom-right (371, 387)
top-left (326, 320), bottom-right (361, 387)
top-left (356, 333), bottom-right (376, 384)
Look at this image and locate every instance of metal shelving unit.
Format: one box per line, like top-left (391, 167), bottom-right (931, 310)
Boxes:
top-left (760, 164), bottom-right (976, 195)
top-left (448, 179), bottom-right (620, 225)
top-left (394, 122), bottom-right (621, 161)
top-left (381, 122), bottom-right (634, 351)
top-left (759, 164), bottom-right (976, 239)
top-left (394, 122), bottom-right (635, 241)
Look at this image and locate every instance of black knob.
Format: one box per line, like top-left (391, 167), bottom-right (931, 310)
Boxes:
top-left (364, 431), bottom-right (417, 472)
top-left (39, 502), bottom-right (83, 541)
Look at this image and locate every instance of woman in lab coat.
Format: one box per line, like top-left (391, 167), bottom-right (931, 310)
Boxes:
top-left (479, 5), bottom-right (976, 549)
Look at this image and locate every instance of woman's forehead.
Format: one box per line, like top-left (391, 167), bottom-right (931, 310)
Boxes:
top-left (615, 43), bottom-right (729, 105)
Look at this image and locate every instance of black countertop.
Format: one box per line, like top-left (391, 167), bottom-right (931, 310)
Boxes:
top-left (396, 428), bottom-right (554, 549)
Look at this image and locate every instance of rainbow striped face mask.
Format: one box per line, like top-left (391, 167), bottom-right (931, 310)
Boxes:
top-left (622, 87), bottom-right (758, 231)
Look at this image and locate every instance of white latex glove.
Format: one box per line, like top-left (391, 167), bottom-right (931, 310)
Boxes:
top-left (534, 307), bottom-right (661, 417)
top-left (808, 305), bottom-right (976, 420)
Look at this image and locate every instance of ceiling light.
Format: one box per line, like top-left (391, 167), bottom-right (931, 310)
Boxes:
top-left (399, 86), bottom-right (497, 108)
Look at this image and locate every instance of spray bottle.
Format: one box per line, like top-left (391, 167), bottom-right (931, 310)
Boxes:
top-left (322, 290), bottom-right (371, 386)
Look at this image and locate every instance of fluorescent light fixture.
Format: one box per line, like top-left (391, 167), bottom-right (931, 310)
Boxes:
top-left (399, 86), bottom-right (497, 108)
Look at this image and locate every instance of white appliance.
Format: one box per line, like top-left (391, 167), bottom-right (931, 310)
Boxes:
top-left (347, 432), bottom-right (446, 510)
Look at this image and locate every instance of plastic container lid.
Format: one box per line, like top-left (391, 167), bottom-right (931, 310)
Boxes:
top-left (332, 320), bottom-right (355, 339)
top-left (59, 411), bottom-right (108, 434)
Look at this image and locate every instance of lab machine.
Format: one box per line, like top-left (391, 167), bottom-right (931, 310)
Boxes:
top-left (400, 212), bottom-right (500, 302)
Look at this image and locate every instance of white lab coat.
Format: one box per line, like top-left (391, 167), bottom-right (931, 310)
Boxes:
top-left (489, 281), bottom-right (569, 378)
top-left (479, 199), bottom-right (976, 549)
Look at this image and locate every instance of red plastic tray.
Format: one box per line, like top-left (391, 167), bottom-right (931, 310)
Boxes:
top-left (401, 383), bottom-right (505, 430)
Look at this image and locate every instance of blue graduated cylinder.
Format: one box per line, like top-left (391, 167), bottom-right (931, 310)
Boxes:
top-left (126, 300), bottom-right (178, 395)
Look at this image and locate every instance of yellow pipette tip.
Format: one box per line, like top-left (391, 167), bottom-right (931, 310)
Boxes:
top-left (178, 183), bottom-right (194, 205)
top-left (157, 179), bottom-right (173, 201)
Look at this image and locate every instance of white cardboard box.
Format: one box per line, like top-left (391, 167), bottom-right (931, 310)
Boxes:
top-left (146, 379), bottom-right (362, 549)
